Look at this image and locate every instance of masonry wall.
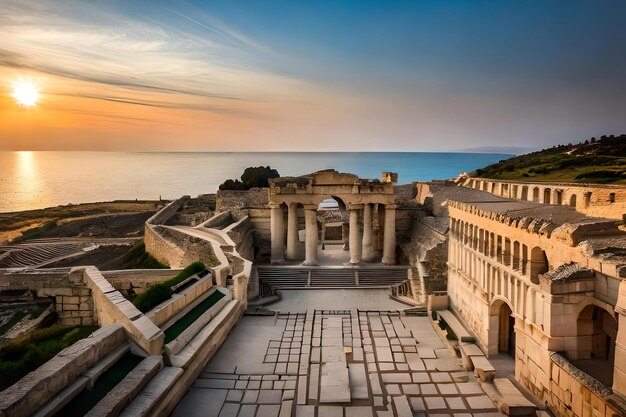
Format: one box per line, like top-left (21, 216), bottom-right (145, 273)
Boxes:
top-left (462, 177), bottom-right (626, 220)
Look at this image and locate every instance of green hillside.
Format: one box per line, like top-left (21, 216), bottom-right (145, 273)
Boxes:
top-left (475, 135), bottom-right (626, 184)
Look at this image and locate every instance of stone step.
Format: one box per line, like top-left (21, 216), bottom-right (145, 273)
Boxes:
top-left (85, 355), bottom-right (164, 417)
top-left (472, 356), bottom-right (496, 382)
top-left (482, 378), bottom-right (537, 417)
top-left (119, 366), bottom-right (184, 417)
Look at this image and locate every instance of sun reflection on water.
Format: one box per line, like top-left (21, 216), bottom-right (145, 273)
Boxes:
top-left (15, 151), bottom-right (41, 206)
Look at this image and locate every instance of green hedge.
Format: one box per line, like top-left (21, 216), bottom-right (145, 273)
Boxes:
top-left (0, 324), bottom-right (97, 390)
top-left (132, 262), bottom-right (206, 313)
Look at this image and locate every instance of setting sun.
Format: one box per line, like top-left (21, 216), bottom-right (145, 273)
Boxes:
top-left (11, 79), bottom-right (39, 107)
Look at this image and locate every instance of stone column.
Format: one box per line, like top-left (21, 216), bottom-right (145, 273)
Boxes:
top-left (362, 203), bottom-right (375, 262)
top-left (270, 204), bottom-right (285, 264)
top-left (286, 203), bottom-right (299, 260)
top-left (303, 205), bottom-right (318, 266)
top-left (382, 204), bottom-right (396, 265)
top-left (348, 205), bottom-right (362, 264)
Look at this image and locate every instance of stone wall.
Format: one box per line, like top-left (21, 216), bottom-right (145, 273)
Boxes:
top-left (515, 334), bottom-right (623, 417)
top-left (157, 227), bottom-right (220, 269)
top-left (102, 269), bottom-right (180, 297)
top-left (217, 189), bottom-right (271, 261)
top-left (224, 216), bottom-right (255, 261)
top-left (82, 266), bottom-right (164, 355)
top-left (0, 269), bottom-right (94, 326)
top-left (461, 177), bottom-right (626, 220)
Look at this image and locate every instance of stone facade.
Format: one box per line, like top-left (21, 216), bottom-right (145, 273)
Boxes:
top-left (444, 181), bottom-right (626, 417)
top-left (460, 176), bottom-right (626, 220)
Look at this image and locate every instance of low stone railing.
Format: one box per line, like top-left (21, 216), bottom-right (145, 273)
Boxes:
top-left (147, 272), bottom-right (214, 328)
top-left (82, 266), bottom-right (164, 355)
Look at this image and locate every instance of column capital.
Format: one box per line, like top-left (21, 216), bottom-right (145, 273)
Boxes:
top-left (302, 204), bottom-right (318, 211)
top-left (347, 203), bottom-right (364, 210)
top-left (384, 204), bottom-right (397, 210)
top-left (269, 203), bottom-right (284, 209)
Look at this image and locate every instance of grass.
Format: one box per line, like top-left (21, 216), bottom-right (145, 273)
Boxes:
top-left (132, 261), bottom-right (206, 313)
top-left (474, 135), bottom-right (626, 184)
top-left (119, 241), bottom-right (168, 269)
top-left (0, 324), bottom-right (97, 390)
top-left (163, 289), bottom-right (226, 343)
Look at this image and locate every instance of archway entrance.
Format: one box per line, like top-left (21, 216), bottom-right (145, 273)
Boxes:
top-left (498, 303), bottom-right (515, 356)
top-left (317, 197), bottom-right (350, 265)
top-left (570, 305), bottom-right (617, 386)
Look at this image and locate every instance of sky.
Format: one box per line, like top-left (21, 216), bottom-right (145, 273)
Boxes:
top-left (1, 0), bottom-right (625, 152)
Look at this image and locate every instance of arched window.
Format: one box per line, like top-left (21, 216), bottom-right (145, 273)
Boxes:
top-left (529, 247), bottom-right (548, 283)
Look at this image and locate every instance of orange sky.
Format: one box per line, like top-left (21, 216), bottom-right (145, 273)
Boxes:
top-left (2, 1), bottom-right (625, 152)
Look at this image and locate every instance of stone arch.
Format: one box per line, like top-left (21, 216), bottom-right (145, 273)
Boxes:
top-left (570, 305), bottom-right (618, 386)
top-left (569, 193), bottom-right (577, 207)
top-left (532, 187), bottom-right (540, 202)
top-left (529, 246), bottom-right (548, 283)
top-left (555, 189), bottom-right (563, 205)
top-left (520, 186), bottom-right (528, 201)
top-left (543, 188), bottom-right (552, 204)
top-left (488, 298), bottom-right (515, 357)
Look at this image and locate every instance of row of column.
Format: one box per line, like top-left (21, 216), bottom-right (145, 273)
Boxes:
top-left (449, 218), bottom-right (548, 282)
top-left (271, 202), bottom-right (396, 266)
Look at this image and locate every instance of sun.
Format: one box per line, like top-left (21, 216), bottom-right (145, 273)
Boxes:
top-left (11, 79), bottom-right (40, 107)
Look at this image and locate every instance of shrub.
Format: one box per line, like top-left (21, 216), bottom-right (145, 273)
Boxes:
top-left (132, 261), bottom-right (206, 313)
top-left (0, 324), bottom-right (97, 390)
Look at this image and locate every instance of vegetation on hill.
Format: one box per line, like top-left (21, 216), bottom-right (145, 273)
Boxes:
top-left (219, 166), bottom-right (280, 190)
top-left (474, 135), bottom-right (626, 184)
top-left (132, 261), bottom-right (206, 313)
top-left (0, 320), bottom-right (97, 390)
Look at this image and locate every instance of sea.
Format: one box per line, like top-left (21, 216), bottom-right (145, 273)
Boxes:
top-left (0, 152), bottom-right (512, 213)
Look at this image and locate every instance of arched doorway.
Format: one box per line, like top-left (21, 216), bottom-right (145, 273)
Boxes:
top-left (571, 305), bottom-right (617, 386)
top-left (488, 299), bottom-right (515, 357)
top-left (316, 197), bottom-right (349, 264)
top-left (569, 194), bottom-right (577, 207)
top-left (543, 188), bottom-right (552, 204)
top-left (498, 303), bottom-right (515, 356)
top-left (532, 187), bottom-right (540, 202)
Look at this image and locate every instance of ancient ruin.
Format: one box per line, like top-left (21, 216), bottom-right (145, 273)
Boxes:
top-left (0, 169), bottom-right (625, 417)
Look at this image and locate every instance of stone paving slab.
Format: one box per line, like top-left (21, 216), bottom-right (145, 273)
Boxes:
top-left (175, 305), bottom-right (500, 417)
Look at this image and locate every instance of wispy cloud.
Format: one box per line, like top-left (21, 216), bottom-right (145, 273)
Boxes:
top-left (0, 0), bottom-right (309, 115)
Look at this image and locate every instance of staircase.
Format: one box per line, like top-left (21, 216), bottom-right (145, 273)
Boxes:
top-left (310, 269), bottom-right (354, 287)
top-left (256, 266), bottom-right (409, 289)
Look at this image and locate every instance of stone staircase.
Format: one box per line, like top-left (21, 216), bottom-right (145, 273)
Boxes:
top-left (257, 268), bottom-right (309, 288)
top-left (0, 242), bottom-right (87, 269)
top-left (256, 266), bottom-right (409, 289)
top-left (310, 269), bottom-right (354, 287)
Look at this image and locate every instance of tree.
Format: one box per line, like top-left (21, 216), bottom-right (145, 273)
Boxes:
top-left (240, 166), bottom-right (280, 188)
top-left (219, 166), bottom-right (280, 190)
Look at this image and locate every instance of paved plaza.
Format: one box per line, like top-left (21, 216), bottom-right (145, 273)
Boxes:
top-left (173, 292), bottom-right (501, 417)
